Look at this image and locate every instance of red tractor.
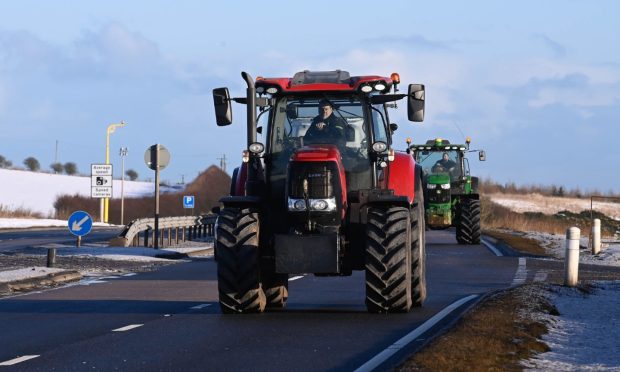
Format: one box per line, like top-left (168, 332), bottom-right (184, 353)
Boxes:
top-left (212, 70), bottom-right (426, 313)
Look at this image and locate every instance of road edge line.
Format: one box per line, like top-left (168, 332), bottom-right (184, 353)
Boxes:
top-left (481, 237), bottom-right (503, 257)
top-left (0, 355), bottom-right (40, 366)
top-left (354, 294), bottom-right (479, 372)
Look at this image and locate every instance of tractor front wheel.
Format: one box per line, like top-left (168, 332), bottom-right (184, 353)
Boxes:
top-left (365, 206), bottom-right (412, 313)
top-left (455, 198), bottom-right (481, 245)
top-left (216, 207), bottom-right (266, 314)
top-left (262, 270), bottom-right (288, 308)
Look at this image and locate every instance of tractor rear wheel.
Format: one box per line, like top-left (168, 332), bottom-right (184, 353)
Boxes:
top-left (216, 207), bottom-right (266, 314)
top-left (456, 198), bottom-right (481, 244)
top-left (365, 206), bottom-right (412, 313)
top-left (262, 271), bottom-right (289, 308)
top-left (411, 197), bottom-right (427, 307)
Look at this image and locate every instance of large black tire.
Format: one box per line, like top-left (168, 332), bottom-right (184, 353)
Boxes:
top-left (262, 271), bottom-right (289, 308)
top-left (216, 207), bottom-right (266, 314)
top-left (411, 198), bottom-right (427, 307)
top-left (365, 206), bottom-right (412, 313)
top-left (455, 198), bottom-right (481, 245)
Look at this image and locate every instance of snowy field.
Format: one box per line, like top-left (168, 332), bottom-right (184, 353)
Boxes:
top-left (488, 193), bottom-right (620, 220)
top-left (0, 168), bottom-right (178, 217)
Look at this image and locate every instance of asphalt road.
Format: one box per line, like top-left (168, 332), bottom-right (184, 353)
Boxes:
top-left (0, 227), bottom-right (122, 253)
top-left (0, 229), bottom-right (520, 371)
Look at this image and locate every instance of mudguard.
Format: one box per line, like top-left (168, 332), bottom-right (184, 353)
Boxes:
top-left (387, 152), bottom-right (416, 204)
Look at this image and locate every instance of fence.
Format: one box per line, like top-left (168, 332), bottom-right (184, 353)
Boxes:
top-left (109, 214), bottom-right (217, 248)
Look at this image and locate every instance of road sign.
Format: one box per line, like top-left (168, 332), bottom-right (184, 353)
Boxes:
top-left (91, 164), bottom-right (113, 198)
top-left (144, 144), bottom-right (171, 170)
top-left (67, 211), bottom-right (93, 237)
top-left (183, 195), bottom-right (195, 209)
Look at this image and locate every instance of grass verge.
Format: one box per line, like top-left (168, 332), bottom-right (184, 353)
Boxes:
top-left (397, 284), bottom-right (557, 371)
top-left (483, 229), bottom-right (549, 256)
top-left (0, 204), bottom-right (43, 218)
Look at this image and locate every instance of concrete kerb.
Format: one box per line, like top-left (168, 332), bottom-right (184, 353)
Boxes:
top-left (0, 270), bottom-right (82, 295)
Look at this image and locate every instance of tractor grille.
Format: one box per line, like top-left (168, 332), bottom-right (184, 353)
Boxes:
top-left (428, 188), bottom-right (451, 204)
top-left (288, 162), bottom-right (336, 199)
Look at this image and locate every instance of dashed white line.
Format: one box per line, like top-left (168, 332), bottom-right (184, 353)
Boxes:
top-left (190, 304), bottom-right (212, 310)
top-left (481, 238), bottom-right (503, 257)
top-left (354, 294), bottom-right (479, 372)
top-left (289, 275), bottom-right (304, 281)
top-left (122, 273), bottom-right (137, 277)
top-left (511, 257), bottom-right (527, 286)
top-left (112, 324), bottom-right (143, 332)
top-left (0, 355), bottom-right (40, 366)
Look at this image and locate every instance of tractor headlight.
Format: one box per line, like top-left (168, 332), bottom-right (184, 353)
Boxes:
top-left (266, 87), bottom-right (279, 94)
top-left (372, 141), bottom-right (387, 153)
top-left (288, 198), bottom-right (336, 212)
top-left (360, 85), bottom-right (373, 93)
top-left (440, 184), bottom-right (451, 189)
top-left (426, 183), bottom-right (437, 189)
top-left (374, 83), bottom-right (386, 91)
top-left (248, 142), bottom-right (264, 154)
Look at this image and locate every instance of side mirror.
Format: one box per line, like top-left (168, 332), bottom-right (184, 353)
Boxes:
top-left (479, 150), bottom-right (486, 161)
top-left (286, 103), bottom-right (298, 119)
top-left (389, 123), bottom-right (398, 133)
top-left (407, 84), bottom-right (425, 122)
top-left (213, 87), bottom-right (232, 126)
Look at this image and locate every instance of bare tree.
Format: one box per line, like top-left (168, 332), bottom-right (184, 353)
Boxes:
top-left (63, 162), bottom-right (78, 175)
top-left (23, 157), bottom-right (40, 172)
top-left (50, 162), bottom-right (63, 173)
top-left (125, 169), bottom-right (138, 181)
top-left (0, 155), bottom-right (12, 168)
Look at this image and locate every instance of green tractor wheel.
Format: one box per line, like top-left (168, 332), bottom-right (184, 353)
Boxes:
top-left (455, 198), bottom-right (481, 245)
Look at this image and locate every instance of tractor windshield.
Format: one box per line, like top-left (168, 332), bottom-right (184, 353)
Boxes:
top-left (416, 150), bottom-right (463, 181)
top-left (266, 95), bottom-right (380, 193)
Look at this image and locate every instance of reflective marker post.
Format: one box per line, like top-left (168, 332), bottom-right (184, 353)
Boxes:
top-left (564, 227), bottom-right (580, 287)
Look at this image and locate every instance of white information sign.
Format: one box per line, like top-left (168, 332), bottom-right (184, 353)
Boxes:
top-left (91, 164), bottom-right (113, 198)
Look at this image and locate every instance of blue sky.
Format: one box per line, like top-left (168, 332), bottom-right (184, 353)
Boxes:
top-left (0, 1), bottom-right (618, 191)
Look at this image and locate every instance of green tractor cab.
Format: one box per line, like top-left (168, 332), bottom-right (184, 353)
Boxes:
top-left (408, 137), bottom-right (486, 244)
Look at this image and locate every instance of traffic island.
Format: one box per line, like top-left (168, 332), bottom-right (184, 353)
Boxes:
top-left (0, 267), bottom-right (82, 295)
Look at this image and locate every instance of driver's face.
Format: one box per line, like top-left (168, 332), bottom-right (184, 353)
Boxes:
top-left (443, 154), bottom-right (449, 161)
top-left (320, 105), bottom-right (333, 119)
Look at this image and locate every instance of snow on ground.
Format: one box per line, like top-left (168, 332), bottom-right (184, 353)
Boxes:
top-left (0, 168), bottom-right (179, 216)
top-left (523, 282), bottom-right (620, 371)
top-left (0, 267), bottom-right (66, 283)
top-left (0, 217), bottom-right (113, 229)
top-left (488, 193), bottom-right (620, 220)
top-left (516, 230), bottom-right (620, 267)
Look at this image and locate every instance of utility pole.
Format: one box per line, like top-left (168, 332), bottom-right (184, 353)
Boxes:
top-left (54, 140), bottom-right (58, 164)
top-left (119, 147), bottom-right (128, 225)
top-left (217, 154), bottom-right (227, 173)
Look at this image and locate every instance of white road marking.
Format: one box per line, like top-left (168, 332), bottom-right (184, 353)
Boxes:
top-left (122, 273), bottom-right (137, 277)
top-left (112, 324), bottom-right (143, 332)
top-left (190, 304), bottom-right (212, 310)
top-left (354, 294), bottom-right (479, 372)
top-left (289, 275), bottom-right (304, 281)
top-left (511, 257), bottom-right (527, 286)
top-left (481, 238), bottom-right (503, 257)
top-left (0, 355), bottom-right (40, 366)
top-left (533, 271), bottom-right (548, 282)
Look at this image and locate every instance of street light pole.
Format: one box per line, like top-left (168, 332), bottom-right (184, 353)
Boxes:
top-left (119, 147), bottom-right (128, 225)
top-left (102, 121), bottom-right (126, 223)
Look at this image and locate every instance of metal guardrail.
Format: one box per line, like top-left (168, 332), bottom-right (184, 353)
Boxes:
top-left (109, 214), bottom-right (217, 248)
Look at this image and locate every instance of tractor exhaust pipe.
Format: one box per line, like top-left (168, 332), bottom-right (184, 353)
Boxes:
top-left (241, 71), bottom-right (257, 148)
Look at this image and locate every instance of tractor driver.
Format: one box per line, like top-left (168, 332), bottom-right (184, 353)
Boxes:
top-left (304, 99), bottom-right (346, 146)
top-left (433, 152), bottom-right (457, 173)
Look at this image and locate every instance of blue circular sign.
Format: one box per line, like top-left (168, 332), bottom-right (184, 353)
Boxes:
top-left (67, 210), bottom-right (93, 237)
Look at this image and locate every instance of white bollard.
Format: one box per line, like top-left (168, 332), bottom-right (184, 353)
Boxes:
top-left (592, 218), bottom-right (601, 255)
top-left (564, 227), bottom-right (580, 287)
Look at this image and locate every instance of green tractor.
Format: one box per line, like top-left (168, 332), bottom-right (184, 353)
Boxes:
top-left (408, 137), bottom-right (486, 244)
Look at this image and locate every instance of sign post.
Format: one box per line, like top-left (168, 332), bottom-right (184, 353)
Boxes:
top-left (144, 144), bottom-right (170, 248)
top-left (67, 210), bottom-right (93, 247)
